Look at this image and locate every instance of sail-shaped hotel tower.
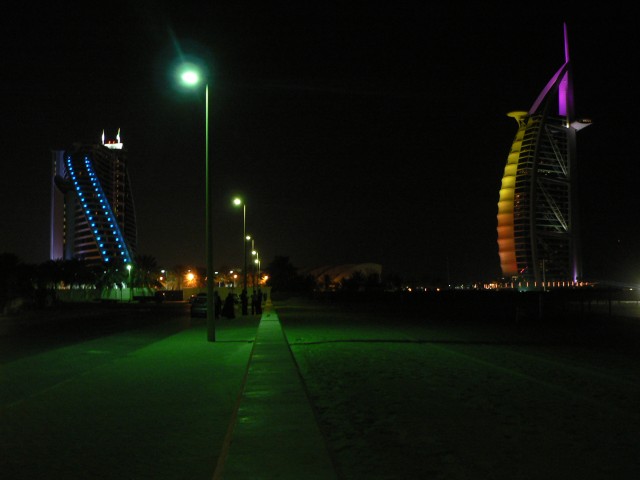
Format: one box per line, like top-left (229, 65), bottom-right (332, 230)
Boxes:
top-left (497, 24), bottom-right (590, 285)
top-left (50, 130), bottom-right (137, 267)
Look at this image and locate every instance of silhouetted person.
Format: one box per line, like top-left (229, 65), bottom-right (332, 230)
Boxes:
top-left (251, 290), bottom-right (257, 315)
top-left (222, 293), bottom-right (235, 319)
top-left (214, 291), bottom-right (222, 319)
top-left (255, 288), bottom-right (263, 315)
top-left (240, 288), bottom-right (248, 315)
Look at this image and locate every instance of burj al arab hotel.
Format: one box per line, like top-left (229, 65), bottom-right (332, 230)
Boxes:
top-left (497, 23), bottom-right (591, 285)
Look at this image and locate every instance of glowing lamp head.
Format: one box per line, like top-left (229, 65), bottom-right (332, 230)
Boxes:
top-left (175, 61), bottom-right (208, 91)
top-left (181, 70), bottom-right (200, 86)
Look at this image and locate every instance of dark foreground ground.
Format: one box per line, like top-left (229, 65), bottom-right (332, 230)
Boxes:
top-left (276, 294), bottom-right (640, 480)
top-left (2, 292), bottom-right (640, 479)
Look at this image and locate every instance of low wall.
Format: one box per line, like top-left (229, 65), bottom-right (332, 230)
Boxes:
top-left (184, 286), bottom-right (272, 302)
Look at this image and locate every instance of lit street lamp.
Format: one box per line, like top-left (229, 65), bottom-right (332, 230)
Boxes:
top-left (253, 255), bottom-right (261, 287)
top-left (253, 255), bottom-right (260, 287)
top-left (251, 239), bottom-right (256, 290)
top-left (233, 197), bottom-right (250, 315)
top-left (179, 62), bottom-right (215, 341)
top-left (126, 263), bottom-right (132, 302)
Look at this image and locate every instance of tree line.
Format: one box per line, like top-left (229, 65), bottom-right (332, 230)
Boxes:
top-left (1, 252), bottom-right (392, 313)
top-left (0, 252), bottom-right (162, 311)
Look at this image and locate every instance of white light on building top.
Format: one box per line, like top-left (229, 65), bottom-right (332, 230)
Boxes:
top-left (102, 128), bottom-right (123, 150)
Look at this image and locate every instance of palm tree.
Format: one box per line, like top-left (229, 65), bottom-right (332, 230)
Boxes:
top-left (0, 253), bottom-right (34, 309)
top-left (60, 258), bottom-right (87, 289)
top-left (265, 256), bottom-right (300, 292)
top-left (133, 254), bottom-right (161, 294)
top-left (94, 260), bottom-right (128, 299)
top-left (172, 265), bottom-right (188, 290)
top-left (38, 259), bottom-right (65, 290)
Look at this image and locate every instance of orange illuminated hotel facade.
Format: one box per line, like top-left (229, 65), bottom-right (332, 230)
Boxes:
top-left (497, 24), bottom-right (591, 286)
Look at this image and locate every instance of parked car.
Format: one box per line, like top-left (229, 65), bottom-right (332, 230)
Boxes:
top-left (189, 292), bottom-right (204, 304)
top-left (190, 294), bottom-right (207, 317)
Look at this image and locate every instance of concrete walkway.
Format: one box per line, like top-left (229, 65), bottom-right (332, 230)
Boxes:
top-left (1, 302), bottom-right (339, 479)
top-left (214, 305), bottom-right (339, 479)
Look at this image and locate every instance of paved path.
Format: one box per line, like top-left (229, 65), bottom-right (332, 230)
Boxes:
top-left (214, 305), bottom-right (338, 479)
top-left (2, 302), bottom-right (339, 479)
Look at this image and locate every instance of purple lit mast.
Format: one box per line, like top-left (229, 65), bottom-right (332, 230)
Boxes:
top-left (496, 23), bottom-right (590, 285)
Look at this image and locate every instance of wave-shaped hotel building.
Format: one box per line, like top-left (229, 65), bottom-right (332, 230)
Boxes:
top-left (50, 130), bottom-right (137, 267)
top-left (497, 24), bottom-right (591, 286)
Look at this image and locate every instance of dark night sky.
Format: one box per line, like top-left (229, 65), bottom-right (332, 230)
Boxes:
top-left (2, 2), bottom-right (638, 285)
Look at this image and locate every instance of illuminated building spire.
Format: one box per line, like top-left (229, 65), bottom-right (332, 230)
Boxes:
top-left (496, 23), bottom-right (589, 285)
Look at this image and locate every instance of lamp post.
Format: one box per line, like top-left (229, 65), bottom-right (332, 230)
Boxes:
top-left (179, 64), bottom-right (215, 341)
top-left (126, 264), bottom-right (132, 302)
top-left (254, 255), bottom-right (259, 286)
top-left (251, 239), bottom-right (256, 290)
top-left (244, 235), bottom-right (250, 292)
top-left (233, 197), bottom-right (250, 315)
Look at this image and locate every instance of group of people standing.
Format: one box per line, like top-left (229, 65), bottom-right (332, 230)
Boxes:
top-left (214, 288), bottom-right (264, 319)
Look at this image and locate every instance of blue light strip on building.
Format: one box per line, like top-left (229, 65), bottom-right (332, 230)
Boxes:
top-left (66, 155), bottom-right (132, 264)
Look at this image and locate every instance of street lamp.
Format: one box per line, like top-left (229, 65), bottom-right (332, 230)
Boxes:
top-left (252, 246), bottom-right (260, 287)
top-left (251, 239), bottom-right (256, 290)
top-left (245, 234), bottom-right (251, 285)
top-left (233, 197), bottom-right (250, 315)
top-left (253, 251), bottom-right (261, 284)
top-left (179, 63), bottom-right (215, 341)
top-left (126, 264), bottom-right (132, 302)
